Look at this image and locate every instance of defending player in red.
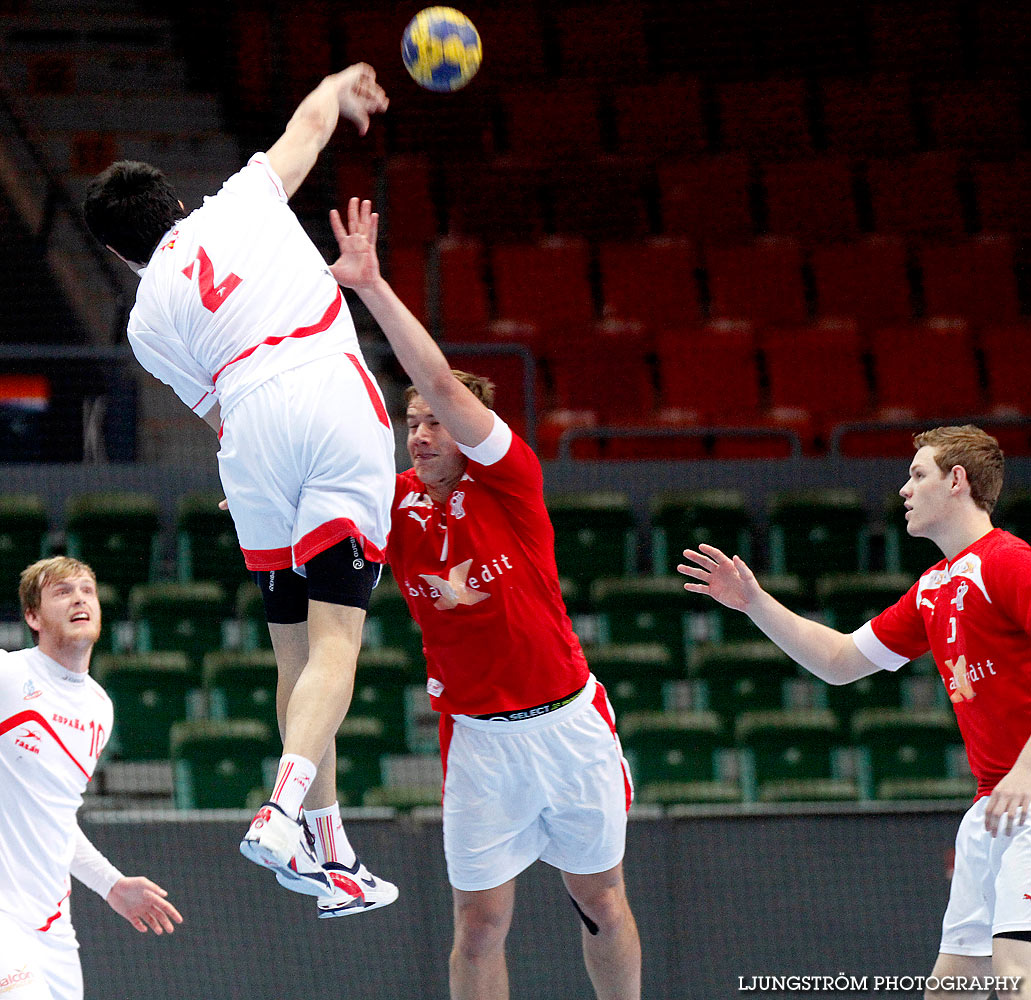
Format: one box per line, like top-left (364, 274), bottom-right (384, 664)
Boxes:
top-left (82, 66), bottom-right (397, 913)
top-left (0, 557), bottom-right (182, 1000)
top-left (679, 426), bottom-right (1031, 1000)
top-left (331, 197), bottom-right (641, 999)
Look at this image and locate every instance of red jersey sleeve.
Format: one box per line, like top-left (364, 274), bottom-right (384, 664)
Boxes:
top-left (984, 532), bottom-right (1031, 637)
top-left (854, 579), bottom-right (931, 669)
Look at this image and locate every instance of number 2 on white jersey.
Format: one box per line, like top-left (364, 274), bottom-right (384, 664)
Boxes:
top-left (182, 247), bottom-right (242, 313)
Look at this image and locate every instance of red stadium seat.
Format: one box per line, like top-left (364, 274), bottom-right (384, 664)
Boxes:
top-left (716, 78), bottom-right (814, 160)
top-left (467, 4), bottom-right (547, 81)
top-left (382, 155), bottom-right (438, 247)
top-left (658, 155), bottom-right (754, 244)
top-left (762, 157), bottom-right (860, 242)
top-left (598, 238), bottom-right (703, 330)
top-left (657, 322), bottom-right (761, 421)
top-left (335, 158), bottom-right (376, 205)
top-left (491, 238), bottom-right (594, 336)
top-left (443, 156), bottom-right (547, 242)
top-left (980, 324), bottom-right (1031, 414)
top-left (820, 75), bottom-right (918, 158)
top-left (871, 319), bottom-right (982, 417)
top-left (230, 6), bottom-right (274, 120)
top-left (281, 1), bottom-right (333, 107)
top-left (976, 2), bottom-right (1031, 73)
top-left (549, 156), bottom-right (651, 242)
top-left (763, 321), bottom-right (871, 426)
top-left (973, 157), bottom-right (1031, 234)
top-left (387, 85), bottom-right (494, 158)
top-left (444, 340), bottom-right (535, 440)
top-left (553, 5), bottom-right (649, 79)
top-left (922, 79), bottom-right (1024, 158)
top-left (918, 237), bottom-right (1020, 325)
top-left (336, 8), bottom-right (409, 91)
top-left (501, 84), bottom-right (602, 160)
top-left (706, 238), bottom-right (808, 326)
top-left (611, 79), bottom-right (708, 158)
top-left (869, 2), bottom-right (965, 75)
top-left (811, 236), bottom-right (913, 326)
top-left (867, 152), bottom-right (966, 238)
top-left (436, 237), bottom-right (490, 342)
top-left (385, 247), bottom-right (428, 328)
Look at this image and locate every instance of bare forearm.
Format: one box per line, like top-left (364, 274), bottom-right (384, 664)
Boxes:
top-left (745, 591), bottom-right (875, 684)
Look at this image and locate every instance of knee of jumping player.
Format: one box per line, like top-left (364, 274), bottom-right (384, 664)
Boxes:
top-left (453, 898), bottom-right (512, 958)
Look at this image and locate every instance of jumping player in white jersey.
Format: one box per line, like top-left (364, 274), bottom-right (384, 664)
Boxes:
top-left (0, 557), bottom-right (182, 1000)
top-left (679, 425), bottom-right (1031, 1000)
top-left (327, 198), bottom-right (641, 998)
top-left (82, 64), bottom-right (398, 913)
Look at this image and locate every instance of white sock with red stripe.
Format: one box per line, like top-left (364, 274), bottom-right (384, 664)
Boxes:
top-left (305, 802), bottom-right (357, 868)
top-left (269, 754), bottom-right (317, 819)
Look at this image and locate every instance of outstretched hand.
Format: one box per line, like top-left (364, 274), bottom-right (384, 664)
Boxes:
top-left (677, 543), bottom-right (761, 612)
top-left (106, 876), bottom-right (183, 934)
top-left (335, 63), bottom-right (389, 136)
top-left (329, 198), bottom-right (381, 290)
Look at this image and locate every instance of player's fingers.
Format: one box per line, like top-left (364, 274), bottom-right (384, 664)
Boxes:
top-left (682, 548), bottom-right (717, 567)
top-left (677, 565), bottom-right (709, 582)
top-left (697, 543), bottom-right (733, 564)
top-left (733, 554), bottom-right (757, 582)
top-left (681, 582), bottom-right (710, 595)
top-left (329, 208), bottom-right (348, 246)
top-left (369, 211), bottom-right (379, 247)
top-left (347, 197), bottom-right (360, 232)
top-left (159, 899), bottom-right (184, 925)
top-left (985, 797), bottom-right (1001, 836)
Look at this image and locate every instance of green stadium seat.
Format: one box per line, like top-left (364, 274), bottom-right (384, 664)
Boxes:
top-left (689, 641), bottom-right (799, 721)
top-left (546, 491), bottom-right (636, 588)
top-left (365, 572), bottom-right (425, 663)
top-left (767, 489), bottom-right (869, 582)
top-left (621, 710), bottom-right (738, 804)
top-left (93, 652), bottom-right (194, 760)
top-left (171, 719), bottom-right (275, 809)
top-left (129, 582), bottom-right (229, 672)
top-left (816, 572), bottom-right (913, 632)
top-left (585, 643), bottom-right (680, 717)
top-left (364, 752), bottom-right (442, 810)
top-left (203, 649), bottom-right (279, 728)
top-left (0, 494), bottom-right (48, 614)
top-left (175, 491), bottom-right (249, 591)
top-left (236, 580), bottom-right (272, 650)
top-left (704, 574), bottom-right (807, 643)
top-left (650, 488), bottom-right (753, 576)
top-left (363, 785), bottom-right (441, 809)
top-left (95, 582), bottom-right (129, 654)
top-left (403, 684), bottom-right (438, 753)
top-left (852, 707), bottom-right (966, 799)
top-left (882, 493), bottom-right (941, 577)
top-left (349, 647), bottom-right (410, 752)
top-left (335, 726), bottom-right (390, 807)
top-left (824, 668), bottom-right (906, 726)
top-left (591, 576), bottom-right (692, 667)
top-left (735, 709), bottom-right (854, 802)
top-left (996, 488), bottom-right (1031, 543)
top-left (65, 492), bottom-right (161, 599)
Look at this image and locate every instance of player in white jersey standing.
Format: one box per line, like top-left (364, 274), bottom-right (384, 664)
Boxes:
top-left (679, 426), bottom-right (1031, 1000)
top-left (82, 65), bottom-right (398, 913)
top-left (0, 557), bottom-right (182, 1000)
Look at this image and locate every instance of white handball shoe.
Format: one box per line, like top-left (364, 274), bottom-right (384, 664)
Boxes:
top-left (239, 801), bottom-right (332, 897)
top-left (316, 859), bottom-right (400, 918)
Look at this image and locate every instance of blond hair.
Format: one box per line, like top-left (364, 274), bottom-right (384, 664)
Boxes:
top-left (913, 425), bottom-right (1004, 514)
top-left (20, 556), bottom-right (97, 622)
top-left (403, 370), bottom-right (496, 409)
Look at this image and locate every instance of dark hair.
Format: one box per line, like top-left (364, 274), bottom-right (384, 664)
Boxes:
top-left (403, 370), bottom-right (496, 409)
top-left (913, 425), bottom-right (1005, 514)
top-left (83, 161), bottom-right (184, 264)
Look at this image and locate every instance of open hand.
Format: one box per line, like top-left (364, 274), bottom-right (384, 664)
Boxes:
top-left (329, 198), bottom-right (381, 289)
top-left (677, 543), bottom-right (761, 612)
top-left (336, 63), bottom-right (388, 136)
top-left (106, 876), bottom-right (183, 934)
top-left (985, 765), bottom-right (1031, 837)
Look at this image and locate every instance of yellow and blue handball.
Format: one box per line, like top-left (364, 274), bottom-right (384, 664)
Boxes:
top-left (401, 7), bottom-right (482, 92)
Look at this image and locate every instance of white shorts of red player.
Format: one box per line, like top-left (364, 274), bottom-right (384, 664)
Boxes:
top-left (0, 910), bottom-right (81, 1000)
top-left (442, 674), bottom-right (633, 892)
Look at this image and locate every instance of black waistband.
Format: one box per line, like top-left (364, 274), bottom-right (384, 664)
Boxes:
top-left (469, 684), bottom-right (587, 722)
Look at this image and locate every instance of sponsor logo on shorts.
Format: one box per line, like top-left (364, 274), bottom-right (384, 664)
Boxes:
top-left (0, 965), bottom-right (34, 992)
top-left (349, 537), bottom-right (364, 570)
top-left (1024, 893), bottom-right (1031, 901)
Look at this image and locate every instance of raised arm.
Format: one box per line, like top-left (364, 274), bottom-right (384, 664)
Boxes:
top-left (678, 543), bottom-right (880, 685)
top-left (329, 198), bottom-right (494, 447)
top-left (266, 64), bottom-right (388, 199)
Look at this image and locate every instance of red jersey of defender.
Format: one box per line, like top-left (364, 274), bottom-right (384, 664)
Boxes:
top-left (386, 416), bottom-right (590, 716)
top-left (854, 529), bottom-right (1031, 798)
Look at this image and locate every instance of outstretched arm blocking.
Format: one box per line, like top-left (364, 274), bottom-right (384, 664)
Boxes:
top-left (267, 64), bottom-right (388, 199)
top-left (330, 198), bottom-right (494, 447)
top-left (678, 544), bottom-right (880, 685)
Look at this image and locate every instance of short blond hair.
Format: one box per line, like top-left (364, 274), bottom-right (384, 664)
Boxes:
top-left (913, 425), bottom-right (1004, 514)
top-left (403, 370), bottom-right (496, 409)
top-left (20, 557), bottom-right (97, 621)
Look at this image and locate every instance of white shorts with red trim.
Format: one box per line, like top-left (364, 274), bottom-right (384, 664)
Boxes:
top-left (0, 909), bottom-right (81, 1000)
top-left (441, 674), bottom-right (633, 892)
top-left (217, 354), bottom-right (394, 571)
top-left (939, 797), bottom-right (1031, 955)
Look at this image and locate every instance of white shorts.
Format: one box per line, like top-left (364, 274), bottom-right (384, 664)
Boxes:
top-left (940, 797), bottom-right (1031, 955)
top-left (217, 355), bottom-right (395, 571)
top-left (0, 910), bottom-right (81, 1000)
top-left (441, 675), bottom-right (633, 892)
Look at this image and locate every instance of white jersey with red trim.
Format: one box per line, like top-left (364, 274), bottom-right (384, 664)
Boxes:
top-left (0, 647), bottom-right (112, 929)
top-left (127, 152), bottom-right (369, 419)
top-left (853, 528), bottom-right (1031, 798)
top-left (387, 414), bottom-right (590, 716)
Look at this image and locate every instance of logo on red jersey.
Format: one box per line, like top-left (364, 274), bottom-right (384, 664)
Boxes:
top-left (449, 491), bottom-right (467, 520)
top-left (420, 559), bottom-right (491, 611)
top-left (945, 654), bottom-right (997, 703)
